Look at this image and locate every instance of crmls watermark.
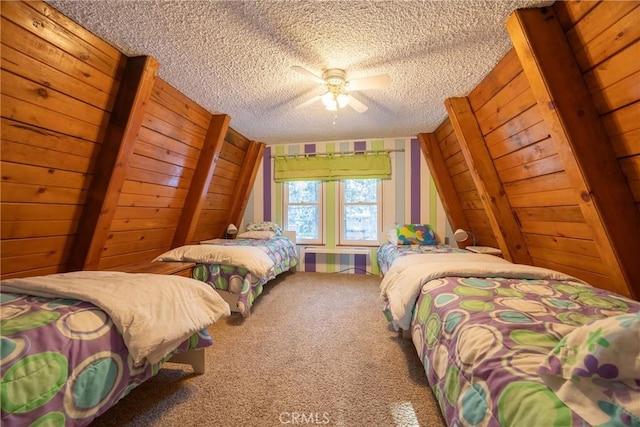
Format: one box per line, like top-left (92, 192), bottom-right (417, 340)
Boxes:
top-left (279, 412), bottom-right (331, 425)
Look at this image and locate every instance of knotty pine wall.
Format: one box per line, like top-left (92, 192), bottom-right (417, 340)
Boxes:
top-left (1, 1), bottom-right (261, 278)
top-left (419, 119), bottom-right (500, 250)
top-left (421, 1), bottom-right (639, 299)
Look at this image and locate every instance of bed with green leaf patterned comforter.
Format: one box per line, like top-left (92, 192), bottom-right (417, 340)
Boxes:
top-left (1, 280), bottom-right (216, 426)
top-left (192, 236), bottom-right (298, 316)
top-left (381, 253), bottom-right (640, 426)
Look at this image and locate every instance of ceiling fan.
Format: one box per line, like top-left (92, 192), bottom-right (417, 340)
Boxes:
top-left (292, 66), bottom-right (390, 113)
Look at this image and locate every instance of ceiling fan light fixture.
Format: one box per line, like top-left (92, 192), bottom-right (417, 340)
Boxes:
top-left (321, 90), bottom-right (349, 111)
top-left (292, 66), bottom-right (385, 114)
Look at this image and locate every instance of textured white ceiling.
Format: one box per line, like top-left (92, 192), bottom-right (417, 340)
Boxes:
top-left (48, 0), bottom-right (550, 145)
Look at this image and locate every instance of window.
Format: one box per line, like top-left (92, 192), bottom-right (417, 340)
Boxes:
top-left (339, 179), bottom-right (381, 245)
top-left (283, 181), bottom-right (323, 244)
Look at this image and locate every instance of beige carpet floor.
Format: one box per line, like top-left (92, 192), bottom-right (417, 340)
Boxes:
top-left (91, 272), bottom-right (446, 427)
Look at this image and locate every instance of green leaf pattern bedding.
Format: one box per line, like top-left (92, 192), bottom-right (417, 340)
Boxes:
top-left (192, 236), bottom-right (298, 316)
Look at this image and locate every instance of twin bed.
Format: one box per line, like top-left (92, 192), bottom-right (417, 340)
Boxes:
top-left (378, 224), bottom-right (640, 426)
top-left (6, 220), bottom-right (638, 426)
top-left (154, 223), bottom-right (298, 317)
top-left (0, 222), bottom-right (296, 426)
top-left (0, 271), bottom-right (230, 426)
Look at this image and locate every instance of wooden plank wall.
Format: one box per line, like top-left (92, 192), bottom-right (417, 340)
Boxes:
top-left (98, 79), bottom-right (213, 270)
top-left (192, 128), bottom-right (251, 243)
top-left (1, 1), bottom-right (262, 277)
top-left (419, 121), bottom-right (499, 249)
top-left (552, 0), bottom-right (640, 294)
top-left (422, 1), bottom-right (639, 298)
top-left (1, 1), bottom-right (124, 278)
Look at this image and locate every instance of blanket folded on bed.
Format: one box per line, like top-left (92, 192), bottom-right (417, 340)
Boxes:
top-left (153, 245), bottom-right (274, 279)
top-left (380, 253), bottom-right (583, 331)
top-left (1, 271), bottom-right (231, 365)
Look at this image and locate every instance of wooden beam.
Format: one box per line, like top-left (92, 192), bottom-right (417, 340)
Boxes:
top-left (507, 7), bottom-right (640, 298)
top-left (445, 97), bottom-right (531, 263)
top-left (417, 132), bottom-right (471, 246)
top-left (172, 114), bottom-right (230, 247)
top-left (68, 56), bottom-right (159, 271)
top-left (227, 141), bottom-right (265, 229)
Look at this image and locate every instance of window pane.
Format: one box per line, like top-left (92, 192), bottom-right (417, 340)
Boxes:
top-left (344, 179), bottom-right (377, 203)
top-left (344, 205), bottom-right (378, 241)
top-left (287, 205), bottom-right (319, 240)
top-left (288, 181), bottom-right (319, 203)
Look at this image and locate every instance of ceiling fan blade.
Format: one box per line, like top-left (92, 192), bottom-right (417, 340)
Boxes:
top-left (347, 74), bottom-right (390, 91)
top-left (295, 94), bottom-right (321, 109)
top-left (291, 66), bottom-right (325, 84)
top-left (347, 94), bottom-right (368, 113)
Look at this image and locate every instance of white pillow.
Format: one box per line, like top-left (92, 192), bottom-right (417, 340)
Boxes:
top-left (237, 230), bottom-right (275, 239)
top-left (387, 229), bottom-right (398, 245)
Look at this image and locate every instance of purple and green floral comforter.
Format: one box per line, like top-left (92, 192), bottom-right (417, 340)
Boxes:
top-left (377, 242), bottom-right (466, 275)
top-left (192, 236), bottom-right (298, 316)
top-left (410, 276), bottom-right (640, 426)
top-left (1, 292), bottom-right (213, 427)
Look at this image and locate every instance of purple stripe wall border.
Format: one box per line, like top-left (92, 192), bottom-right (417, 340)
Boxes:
top-left (305, 253), bottom-right (316, 272)
top-left (410, 138), bottom-right (420, 223)
top-left (263, 146), bottom-right (271, 221)
top-left (354, 254), bottom-right (366, 275)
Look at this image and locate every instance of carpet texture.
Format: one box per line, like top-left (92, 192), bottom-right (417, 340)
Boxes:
top-left (91, 272), bottom-right (446, 426)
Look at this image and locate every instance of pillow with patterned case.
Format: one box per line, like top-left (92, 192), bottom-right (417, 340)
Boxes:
top-left (396, 224), bottom-right (436, 245)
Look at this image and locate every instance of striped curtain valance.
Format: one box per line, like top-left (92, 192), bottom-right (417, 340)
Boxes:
top-left (274, 152), bottom-right (391, 182)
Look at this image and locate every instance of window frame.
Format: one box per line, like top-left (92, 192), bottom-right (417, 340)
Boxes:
top-left (338, 179), bottom-right (382, 246)
top-left (283, 180), bottom-right (325, 245)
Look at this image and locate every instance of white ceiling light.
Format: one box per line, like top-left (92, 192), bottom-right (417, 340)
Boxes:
top-left (321, 91), bottom-right (350, 111)
top-left (292, 66), bottom-right (389, 114)
top-left (320, 69), bottom-right (350, 111)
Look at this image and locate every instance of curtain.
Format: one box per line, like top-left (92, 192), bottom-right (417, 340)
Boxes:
top-left (274, 152), bottom-right (391, 182)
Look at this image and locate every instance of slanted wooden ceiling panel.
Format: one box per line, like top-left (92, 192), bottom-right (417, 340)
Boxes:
top-left (507, 2), bottom-right (640, 297)
top-left (227, 141), bottom-right (265, 228)
top-left (467, 47), bottom-right (611, 285)
top-left (558, 0), bottom-right (640, 291)
top-left (99, 78), bottom-right (211, 270)
top-left (446, 97), bottom-right (530, 263)
top-left (1, 1), bottom-right (261, 277)
top-left (567, 3), bottom-right (639, 74)
top-left (559, 2), bottom-right (640, 214)
top-left (421, 119), bottom-right (499, 249)
top-left (0, 0), bottom-right (124, 278)
top-left (172, 114), bottom-right (230, 247)
top-left (191, 130), bottom-right (250, 243)
top-left (553, 0), bottom-right (598, 29)
top-left (473, 72), bottom-right (536, 136)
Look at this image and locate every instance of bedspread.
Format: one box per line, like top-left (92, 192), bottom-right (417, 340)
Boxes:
top-left (192, 236), bottom-right (298, 316)
top-left (1, 292), bottom-right (213, 427)
top-left (1, 271), bottom-right (230, 364)
top-left (380, 252), bottom-right (576, 331)
top-left (411, 275), bottom-right (640, 426)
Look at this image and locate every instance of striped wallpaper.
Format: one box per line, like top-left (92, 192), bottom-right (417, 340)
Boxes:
top-left (242, 137), bottom-right (453, 275)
